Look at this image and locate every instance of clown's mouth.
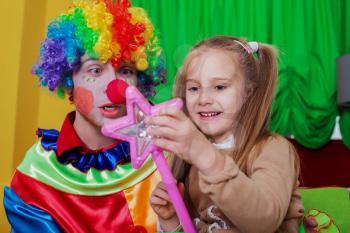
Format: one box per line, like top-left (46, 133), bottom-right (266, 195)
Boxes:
top-left (100, 104), bottom-right (121, 118)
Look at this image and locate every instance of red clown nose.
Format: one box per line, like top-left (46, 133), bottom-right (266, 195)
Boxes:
top-left (106, 79), bottom-right (129, 104)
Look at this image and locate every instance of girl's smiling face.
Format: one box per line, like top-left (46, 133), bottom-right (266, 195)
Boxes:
top-left (72, 54), bottom-right (138, 127)
top-left (185, 49), bottom-right (247, 143)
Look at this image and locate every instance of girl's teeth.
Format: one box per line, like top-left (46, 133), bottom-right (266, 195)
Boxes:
top-left (200, 112), bottom-right (220, 117)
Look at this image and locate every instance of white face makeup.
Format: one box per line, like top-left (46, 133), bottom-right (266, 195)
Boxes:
top-left (72, 54), bottom-right (138, 127)
top-left (185, 49), bottom-right (247, 143)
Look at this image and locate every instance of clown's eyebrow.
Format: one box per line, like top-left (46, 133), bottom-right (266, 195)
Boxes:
top-left (81, 58), bottom-right (99, 66)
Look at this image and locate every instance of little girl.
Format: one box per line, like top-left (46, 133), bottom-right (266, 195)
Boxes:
top-left (147, 36), bottom-right (304, 233)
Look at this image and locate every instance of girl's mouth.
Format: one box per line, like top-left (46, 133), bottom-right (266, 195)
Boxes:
top-left (198, 111), bottom-right (222, 120)
top-left (99, 104), bottom-right (121, 118)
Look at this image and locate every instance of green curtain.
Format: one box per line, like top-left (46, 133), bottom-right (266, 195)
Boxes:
top-left (132, 0), bottom-right (350, 149)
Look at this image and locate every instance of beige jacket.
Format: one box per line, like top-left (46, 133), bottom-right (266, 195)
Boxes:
top-left (183, 136), bottom-right (304, 233)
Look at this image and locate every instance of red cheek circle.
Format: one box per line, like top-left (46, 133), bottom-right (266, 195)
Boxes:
top-left (73, 87), bottom-right (94, 116)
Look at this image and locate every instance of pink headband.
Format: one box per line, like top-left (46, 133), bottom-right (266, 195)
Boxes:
top-left (234, 40), bottom-right (259, 54)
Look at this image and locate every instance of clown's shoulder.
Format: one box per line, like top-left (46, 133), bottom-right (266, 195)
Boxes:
top-left (5, 127), bottom-right (161, 233)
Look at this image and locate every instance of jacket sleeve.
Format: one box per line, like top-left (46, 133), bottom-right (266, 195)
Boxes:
top-left (198, 137), bottom-right (299, 233)
top-left (3, 186), bottom-right (63, 233)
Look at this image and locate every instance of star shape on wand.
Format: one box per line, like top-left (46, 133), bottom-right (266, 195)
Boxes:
top-left (101, 86), bottom-right (183, 169)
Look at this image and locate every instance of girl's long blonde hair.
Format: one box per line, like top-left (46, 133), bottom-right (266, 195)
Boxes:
top-left (172, 35), bottom-right (295, 180)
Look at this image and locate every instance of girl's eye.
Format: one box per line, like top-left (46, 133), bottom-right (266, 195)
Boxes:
top-left (88, 67), bottom-right (102, 76)
top-left (188, 86), bottom-right (199, 92)
top-left (215, 85), bottom-right (226, 90)
top-left (118, 67), bottom-right (135, 77)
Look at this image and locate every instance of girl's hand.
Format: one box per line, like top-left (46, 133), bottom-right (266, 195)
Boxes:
top-left (150, 182), bottom-right (183, 231)
top-left (146, 107), bottom-right (216, 169)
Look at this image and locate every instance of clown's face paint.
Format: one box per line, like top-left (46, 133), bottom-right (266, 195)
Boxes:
top-left (72, 54), bottom-right (137, 127)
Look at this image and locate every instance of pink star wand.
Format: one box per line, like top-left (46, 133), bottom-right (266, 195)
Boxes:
top-left (102, 80), bottom-right (196, 233)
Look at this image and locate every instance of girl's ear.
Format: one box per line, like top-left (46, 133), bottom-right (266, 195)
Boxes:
top-left (247, 87), bottom-right (254, 98)
top-left (244, 82), bottom-right (255, 99)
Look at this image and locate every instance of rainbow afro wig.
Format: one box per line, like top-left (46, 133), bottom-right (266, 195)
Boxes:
top-left (32, 0), bottom-right (166, 97)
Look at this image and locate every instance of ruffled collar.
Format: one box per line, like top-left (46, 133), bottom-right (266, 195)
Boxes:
top-left (37, 128), bottom-right (130, 173)
top-left (212, 135), bottom-right (235, 149)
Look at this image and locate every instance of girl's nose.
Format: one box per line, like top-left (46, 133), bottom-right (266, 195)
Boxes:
top-left (106, 79), bottom-right (129, 104)
top-left (198, 89), bottom-right (213, 105)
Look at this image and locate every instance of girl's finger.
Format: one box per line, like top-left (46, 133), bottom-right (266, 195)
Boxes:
top-left (157, 107), bottom-right (183, 120)
top-left (147, 125), bottom-right (177, 140)
top-left (146, 115), bottom-right (178, 130)
top-left (153, 138), bottom-right (181, 155)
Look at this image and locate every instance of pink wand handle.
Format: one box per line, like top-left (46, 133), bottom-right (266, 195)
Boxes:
top-left (152, 149), bottom-right (196, 233)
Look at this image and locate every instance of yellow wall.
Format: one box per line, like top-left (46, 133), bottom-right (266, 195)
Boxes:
top-left (0, 0), bottom-right (72, 231)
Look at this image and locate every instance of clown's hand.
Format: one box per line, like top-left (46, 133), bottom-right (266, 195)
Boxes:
top-left (150, 182), bottom-right (184, 232)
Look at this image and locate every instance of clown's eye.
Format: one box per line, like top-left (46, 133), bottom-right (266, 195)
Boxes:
top-left (88, 66), bottom-right (103, 76)
top-left (117, 66), bottom-right (136, 77)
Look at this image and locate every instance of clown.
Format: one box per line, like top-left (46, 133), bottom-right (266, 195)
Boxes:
top-left (4, 0), bottom-right (166, 232)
